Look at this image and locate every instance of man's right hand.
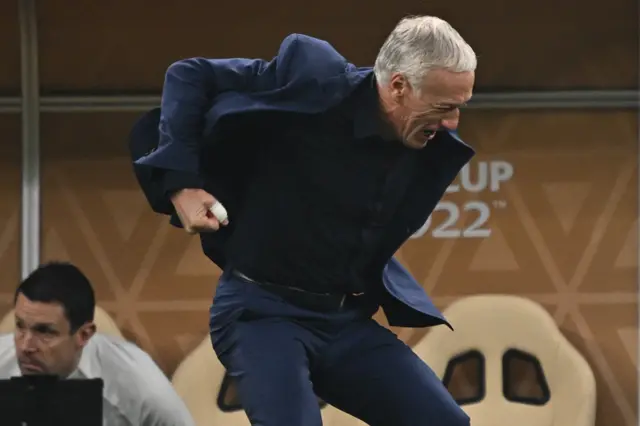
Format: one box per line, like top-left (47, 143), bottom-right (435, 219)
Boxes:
top-left (170, 188), bottom-right (229, 234)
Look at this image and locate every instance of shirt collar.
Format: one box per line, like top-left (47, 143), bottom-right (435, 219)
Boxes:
top-left (74, 337), bottom-right (100, 379)
top-left (351, 75), bottom-right (396, 140)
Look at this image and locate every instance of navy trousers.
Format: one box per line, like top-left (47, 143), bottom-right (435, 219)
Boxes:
top-left (209, 270), bottom-right (469, 426)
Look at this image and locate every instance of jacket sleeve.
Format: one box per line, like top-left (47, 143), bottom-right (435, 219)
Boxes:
top-left (138, 57), bottom-right (280, 196)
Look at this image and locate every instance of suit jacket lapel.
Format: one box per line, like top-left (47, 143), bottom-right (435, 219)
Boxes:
top-left (382, 132), bottom-right (475, 260)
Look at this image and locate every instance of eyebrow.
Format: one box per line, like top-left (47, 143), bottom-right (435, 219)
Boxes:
top-left (15, 317), bottom-right (58, 333)
top-left (33, 324), bottom-right (59, 334)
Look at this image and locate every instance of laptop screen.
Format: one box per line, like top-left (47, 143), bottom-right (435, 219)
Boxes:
top-left (0, 375), bottom-right (103, 426)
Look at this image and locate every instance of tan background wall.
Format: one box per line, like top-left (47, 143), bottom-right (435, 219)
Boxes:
top-left (0, 1), bottom-right (637, 425)
top-left (1, 0), bottom-right (636, 92)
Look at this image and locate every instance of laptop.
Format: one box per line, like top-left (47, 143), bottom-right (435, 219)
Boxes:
top-left (0, 375), bottom-right (103, 426)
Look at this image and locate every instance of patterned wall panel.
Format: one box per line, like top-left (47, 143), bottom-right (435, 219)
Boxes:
top-left (36, 0), bottom-right (637, 91)
top-left (0, 109), bottom-right (634, 425)
top-left (397, 110), bottom-right (639, 426)
top-left (35, 112), bottom-right (220, 373)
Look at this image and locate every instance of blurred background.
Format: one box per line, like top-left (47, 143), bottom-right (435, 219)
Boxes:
top-left (0, 1), bottom-right (637, 425)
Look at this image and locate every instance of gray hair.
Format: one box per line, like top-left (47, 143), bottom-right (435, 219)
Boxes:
top-left (373, 16), bottom-right (477, 90)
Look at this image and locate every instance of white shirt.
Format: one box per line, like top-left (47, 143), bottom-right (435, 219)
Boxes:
top-left (0, 333), bottom-right (196, 426)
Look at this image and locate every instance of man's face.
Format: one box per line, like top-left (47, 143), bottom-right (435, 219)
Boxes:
top-left (13, 293), bottom-right (94, 377)
top-left (383, 68), bottom-right (475, 149)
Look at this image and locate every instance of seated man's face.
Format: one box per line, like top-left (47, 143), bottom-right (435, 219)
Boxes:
top-left (13, 293), bottom-right (90, 377)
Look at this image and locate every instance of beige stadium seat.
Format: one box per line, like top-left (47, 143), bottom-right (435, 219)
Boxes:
top-left (413, 295), bottom-right (596, 426)
top-left (0, 306), bottom-right (124, 338)
top-left (171, 336), bottom-right (251, 425)
top-left (172, 336), bottom-right (339, 425)
top-left (321, 405), bottom-right (367, 426)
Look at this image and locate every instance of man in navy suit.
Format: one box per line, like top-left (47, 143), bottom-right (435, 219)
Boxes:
top-left (132, 15), bottom-right (476, 426)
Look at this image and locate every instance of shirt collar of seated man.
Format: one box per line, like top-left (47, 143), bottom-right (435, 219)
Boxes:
top-left (13, 261), bottom-right (98, 379)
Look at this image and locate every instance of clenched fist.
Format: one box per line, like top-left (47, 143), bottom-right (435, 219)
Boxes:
top-left (170, 188), bottom-right (229, 234)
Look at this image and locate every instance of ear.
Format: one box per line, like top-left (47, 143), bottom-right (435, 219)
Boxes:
top-left (76, 322), bottom-right (96, 347)
top-left (388, 73), bottom-right (412, 101)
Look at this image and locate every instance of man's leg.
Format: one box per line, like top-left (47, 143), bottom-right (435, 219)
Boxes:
top-left (211, 314), bottom-right (324, 426)
top-left (313, 319), bottom-right (469, 426)
top-left (210, 271), bottom-right (325, 426)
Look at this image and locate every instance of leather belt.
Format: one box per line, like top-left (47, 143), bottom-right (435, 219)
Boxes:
top-left (230, 269), bottom-right (360, 312)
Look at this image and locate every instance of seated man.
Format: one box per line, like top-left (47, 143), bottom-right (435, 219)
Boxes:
top-left (0, 261), bottom-right (195, 426)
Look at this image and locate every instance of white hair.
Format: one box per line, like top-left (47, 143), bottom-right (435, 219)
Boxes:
top-left (373, 16), bottom-right (477, 89)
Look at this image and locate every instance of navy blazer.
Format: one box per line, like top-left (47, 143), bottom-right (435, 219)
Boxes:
top-left (130, 33), bottom-right (475, 328)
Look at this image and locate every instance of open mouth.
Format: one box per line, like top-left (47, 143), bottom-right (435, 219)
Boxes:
top-left (422, 129), bottom-right (437, 140)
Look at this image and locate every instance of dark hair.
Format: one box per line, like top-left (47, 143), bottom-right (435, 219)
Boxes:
top-left (15, 261), bottom-right (95, 333)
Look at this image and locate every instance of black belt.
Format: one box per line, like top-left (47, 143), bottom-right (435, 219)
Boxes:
top-left (230, 269), bottom-right (362, 312)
